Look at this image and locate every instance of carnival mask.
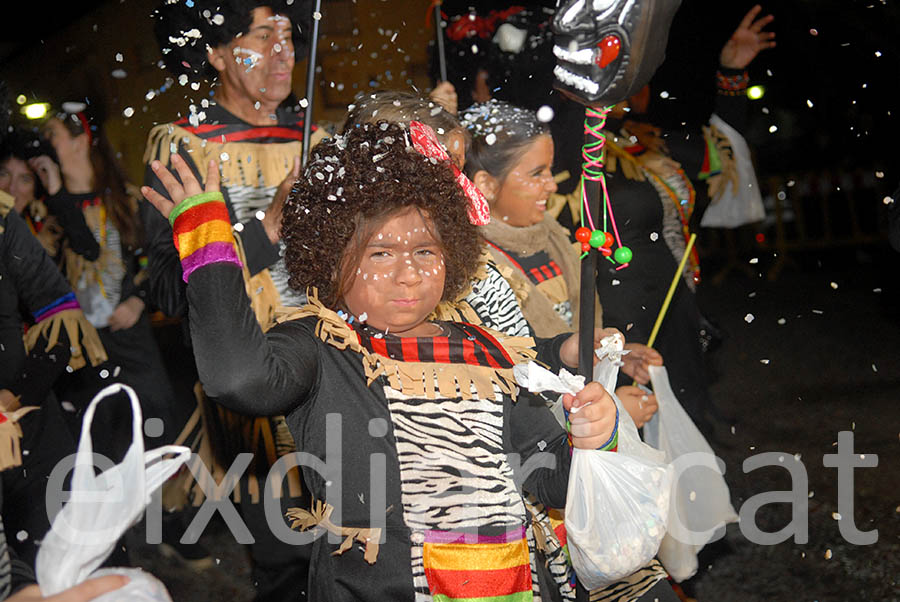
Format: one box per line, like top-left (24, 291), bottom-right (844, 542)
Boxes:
top-left (552, 0), bottom-right (682, 105)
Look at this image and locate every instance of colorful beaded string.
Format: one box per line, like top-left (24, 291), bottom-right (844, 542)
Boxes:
top-left (574, 106), bottom-right (632, 270)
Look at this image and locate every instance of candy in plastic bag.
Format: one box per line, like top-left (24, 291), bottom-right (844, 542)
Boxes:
top-left (562, 346), bottom-right (673, 590)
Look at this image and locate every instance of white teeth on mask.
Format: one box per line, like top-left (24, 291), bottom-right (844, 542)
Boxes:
top-left (553, 65), bottom-right (600, 94)
top-left (553, 44), bottom-right (594, 65)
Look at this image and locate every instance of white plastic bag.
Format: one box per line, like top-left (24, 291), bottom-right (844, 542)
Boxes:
top-left (565, 447), bottom-right (672, 590)
top-left (560, 344), bottom-right (672, 590)
top-left (700, 114), bottom-right (766, 229)
top-left (36, 384), bottom-right (190, 599)
top-left (643, 365), bottom-right (738, 582)
top-left (593, 335), bottom-right (665, 464)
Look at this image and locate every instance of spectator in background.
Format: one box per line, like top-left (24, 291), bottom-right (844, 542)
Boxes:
top-left (28, 104), bottom-right (176, 466)
top-left (0, 131), bottom-right (64, 258)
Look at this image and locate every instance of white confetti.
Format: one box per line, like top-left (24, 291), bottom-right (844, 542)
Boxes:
top-left (760, 359), bottom-right (770, 365)
top-left (744, 313), bottom-right (755, 323)
top-left (830, 282), bottom-right (838, 289)
top-left (649, 232), bottom-right (659, 242)
top-left (122, 107), bottom-right (134, 118)
top-left (220, 152), bottom-right (230, 161)
top-left (824, 549), bottom-right (832, 559)
top-left (536, 105), bottom-right (554, 122)
top-left (872, 364), bottom-right (877, 373)
top-left (485, 133), bottom-right (497, 145)
top-left (749, 257), bottom-right (759, 264)
top-left (611, 279), bottom-right (620, 286)
top-left (16, 531), bottom-right (27, 542)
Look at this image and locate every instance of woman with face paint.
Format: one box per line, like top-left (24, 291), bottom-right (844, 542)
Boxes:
top-left (461, 99), bottom-right (684, 602)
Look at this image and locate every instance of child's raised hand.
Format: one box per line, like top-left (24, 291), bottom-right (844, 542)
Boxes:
top-left (562, 382), bottom-right (617, 449)
top-left (141, 154), bottom-right (220, 220)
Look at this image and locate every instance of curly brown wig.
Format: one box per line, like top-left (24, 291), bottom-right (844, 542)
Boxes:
top-left (282, 122), bottom-right (483, 309)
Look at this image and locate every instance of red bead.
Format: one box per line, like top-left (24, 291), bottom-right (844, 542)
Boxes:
top-left (602, 232), bottom-right (614, 248)
top-left (581, 241), bottom-right (592, 252)
top-left (600, 246), bottom-right (613, 257)
top-left (575, 227), bottom-right (592, 243)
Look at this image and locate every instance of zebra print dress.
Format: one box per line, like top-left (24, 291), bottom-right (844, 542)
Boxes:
top-left (350, 321), bottom-right (566, 601)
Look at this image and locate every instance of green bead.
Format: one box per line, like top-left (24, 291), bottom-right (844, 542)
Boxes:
top-left (589, 230), bottom-right (605, 248)
top-left (613, 246), bottom-right (633, 264)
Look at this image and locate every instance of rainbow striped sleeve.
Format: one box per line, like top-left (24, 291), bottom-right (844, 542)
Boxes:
top-left (32, 292), bottom-right (81, 324)
top-left (168, 191), bottom-right (242, 282)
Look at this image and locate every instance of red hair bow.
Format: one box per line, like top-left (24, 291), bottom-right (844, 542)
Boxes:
top-left (409, 121), bottom-right (491, 226)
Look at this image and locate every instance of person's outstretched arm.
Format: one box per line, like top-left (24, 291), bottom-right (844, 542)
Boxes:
top-left (142, 156), bottom-right (318, 416)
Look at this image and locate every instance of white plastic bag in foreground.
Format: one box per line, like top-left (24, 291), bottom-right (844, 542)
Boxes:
top-left (36, 384), bottom-right (190, 600)
top-left (515, 341), bottom-right (672, 591)
top-left (563, 342), bottom-right (672, 590)
top-left (643, 365), bottom-right (738, 582)
top-left (700, 114), bottom-right (766, 229)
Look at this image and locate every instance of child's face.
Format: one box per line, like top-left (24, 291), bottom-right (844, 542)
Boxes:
top-left (342, 207), bottom-right (446, 337)
top-left (491, 134), bottom-right (558, 227)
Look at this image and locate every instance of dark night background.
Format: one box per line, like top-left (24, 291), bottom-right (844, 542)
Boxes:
top-left (1, 2), bottom-right (898, 601)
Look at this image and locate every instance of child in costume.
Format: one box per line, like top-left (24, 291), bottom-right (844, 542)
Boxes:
top-left (142, 121), bottom-right (618, 601)
top-left (461, 100), bottom-right (681, 602)
top-left (462, 100), bottom-right (663, 429)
